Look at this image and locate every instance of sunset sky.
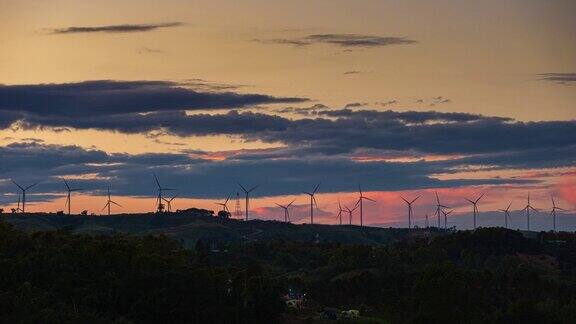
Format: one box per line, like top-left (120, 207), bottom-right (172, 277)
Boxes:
top-left (1, 0), bottom-right (575, 230)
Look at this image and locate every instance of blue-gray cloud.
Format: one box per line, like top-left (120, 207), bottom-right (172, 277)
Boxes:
top-left (0, 142), bottom-right (536, 204)
top-left (0, 80), bottom-right (307, 118)
top-left (255, 33), bottom-right (417, 48)
top-left (50, 22), bottom-right (184, 34)
top-left (539, 73), bottom-right (576, 83)
top-left (12, 108), bottom-right (576, 158)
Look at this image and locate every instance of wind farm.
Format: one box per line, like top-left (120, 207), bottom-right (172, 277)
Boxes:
top-left (1, 0), bottom-right (575, 322)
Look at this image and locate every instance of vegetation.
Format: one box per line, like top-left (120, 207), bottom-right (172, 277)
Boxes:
top-left (0, 221), bottom-right (283, 323)
top-left (1, 217), bottom-right (576, 323)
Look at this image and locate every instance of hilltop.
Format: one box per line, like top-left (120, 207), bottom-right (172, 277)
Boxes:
top-left (1, 209), bottom-right (437, 248)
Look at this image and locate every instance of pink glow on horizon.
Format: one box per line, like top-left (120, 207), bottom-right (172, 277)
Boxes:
top-left (5, 182), bottom-right (573, 228)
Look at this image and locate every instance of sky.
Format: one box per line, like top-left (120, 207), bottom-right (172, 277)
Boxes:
top-left (0, 0), bottom-right (575, 230)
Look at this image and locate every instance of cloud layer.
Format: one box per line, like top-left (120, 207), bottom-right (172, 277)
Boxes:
top-left (0, 80), bottom-right (306, 117)
top-left (255, 33), bottom-right (417, 48)
top-left (50, 22), bottom-right (184, 34)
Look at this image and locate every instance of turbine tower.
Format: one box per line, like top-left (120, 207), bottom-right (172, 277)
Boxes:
top-left (216, 193), bottom-right (232, 213)
top-left (234, 192), bottom-right (241, 218)
top-left (11, 180), bottom-right (37, 213)
top-left (238, 182), bottom-right (258, 221)
top-left (162, 195), bottom-right (177, 212)
top-left (344, 202), bottom-right (359, 226)
top-left (337, 200), bottom-right (346, 225)
top-left (550, 195), bottom-right (565, 232)
top-left (102, 186), bottom-right (121, 216)
top-left (425, 213), bottom-right (429, 228)
top-left (521, 193), bottom-right (538, 231)
top-left (303, 183), bottom-right (320, 224)
top-left (441, 209), bottom-right (453, 229)
top-left (63, 179), bottom-right (83, 215)
top-left (275, 199), bottom-right (295, 222)
top-left (498, 203), bottom-right (512, 229)
top-left (464, 193), bottom-right (484, 229)
top-left (357, 185), bottom-right (375, 227)
top-left (154, 174), bottom-right (175, 213)
top-left (434, 192), bottom-right (448, 228)
top-left (401, 195), bottom-right (420, 230)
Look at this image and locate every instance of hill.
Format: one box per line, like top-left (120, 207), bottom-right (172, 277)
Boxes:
top-left (1, 210), bottom-right (440, 248)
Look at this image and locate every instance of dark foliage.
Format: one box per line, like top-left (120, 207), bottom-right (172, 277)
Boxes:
top-left (2, 221), bottom-right (576, 323)
top-left (0, 222), bottom-right (283, 323)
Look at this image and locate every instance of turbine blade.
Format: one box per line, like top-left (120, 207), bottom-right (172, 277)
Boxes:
top-left (435, 191), bottom-right (440, 204)
top-left (25, 182), bottom-right (38, 190)
top-left (237, 182), bottom-right (248, 192)
top-left (110, 201), bottom-right (122, 207)
top-left (364, 197), bottom-right (376, 202)
top-left (248, 185), bottom-right (259, 193)
top-left (63, 179), bottom-right (70, 190)
top-left (464, 198), bottom-right (474, 204)
top-left (154, 174), bottom-right (161, 188)
top-left (475, 193), bottom-right (485, 203)
top-left (11, 180), bottom-right (24, 191)
top-left (400, 196), bottom-right (409, 204)
top-left (556, 207), bottom-right (567, 211)
top-left (411, 195), bottom-right (421, 204)
top-left (287, 199), bottom-right (296, 208)
top-left (313, 183), bottom-right (321, 194)
top-left (102, 202), bottom-right (110, 211)
top-left (506, 202), bottom-right (512, 211)
top-left (358, 184), bottom-right (362, 196)
top-left (225, 193), bottom-right (231, 204)
top-left (312, 196), bottom-right (318, 208)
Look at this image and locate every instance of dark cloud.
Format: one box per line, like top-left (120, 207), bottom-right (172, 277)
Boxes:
top-left (305, 34), bottom-right (417, 47)
top-left (0, 80), bottom-right (307, 118)
top-left (540, 73), bottom-right (576, 84)
top-left (0, 142), bottom-right (535, 204)
top-left (9, 108), bottom-right (576, 159)
top-left (344, 102), bottom-right (368, 108)
top-left (50, 22), bottom-right (184, 34)
top-left (255, 33), bottom-right (417, 48)
top-left (274, 104), bottom-right (329, 115)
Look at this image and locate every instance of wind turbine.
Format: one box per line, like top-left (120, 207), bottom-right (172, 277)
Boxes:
top-left (162, 195), bottom-right (177, 212)
top-left (521, 193), bottom-right (538, 231)
top-left (357, 185), bottom-right (375, 227)
top-left (238, 182), bottom-right (258, 221)
top-left (102, 186), bottom-right (121, 216)
top-left (275, 199), bottom-right (296, 223)
top-left (63, 179), bottom-right (83, 215)
top-left (434, 192), bottom-right (449, 228)
top-left (216, 193), bottom-right (232, 213)
top-left (16, 195), bottom-right (22, 213)
top-left (401, 195), bottom-right (420, 230)
top-left (550, 195), bottom-right (566, 232)
top-left (441, 209), bottom-right (454, 229)
top-left (11, 180), bottom-right (37, 213)
top-left (498, 203), bottom-right (512, 229)
top-left (154, 174), bottom-right (175, 212)
top-left (303, 183), bottom-right (320, 224)
top-left (344, 202), bottom-right (359, 226)
top-left (337, 200), bottom-right (346, 225)
top-left (464, 193), bottom-right (484, 229)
